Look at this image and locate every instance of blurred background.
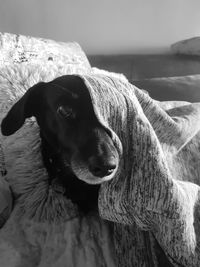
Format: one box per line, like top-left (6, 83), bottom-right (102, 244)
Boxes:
top-left (0, 0), bottom-right (200, 55)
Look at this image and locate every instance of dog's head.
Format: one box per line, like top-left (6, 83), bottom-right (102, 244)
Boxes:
top-left (1, 75), bottom-right (120, 184)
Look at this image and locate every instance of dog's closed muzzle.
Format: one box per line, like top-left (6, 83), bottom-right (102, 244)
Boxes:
top-left (88, 155), bottom-right (117, 178)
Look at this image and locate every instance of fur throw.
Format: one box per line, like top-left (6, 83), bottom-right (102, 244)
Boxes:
top-left (0, 64), bottom-right (116, 267)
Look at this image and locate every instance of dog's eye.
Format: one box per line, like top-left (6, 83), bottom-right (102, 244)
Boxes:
top-left (57, 106), bottom-right (75, 119)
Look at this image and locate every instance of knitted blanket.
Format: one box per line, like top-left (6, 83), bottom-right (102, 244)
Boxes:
top-left (1, 64), bottom-right (200, 267)
top-left (84, 75), bottom-right (200, 266)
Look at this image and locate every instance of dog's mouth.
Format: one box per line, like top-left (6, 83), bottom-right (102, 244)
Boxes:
top-left (59, 151), bottom-right (119, 185)
top-left (71, 163), bottom-right (119, 185)
top-left (69, 153), bottom-right (119, 185)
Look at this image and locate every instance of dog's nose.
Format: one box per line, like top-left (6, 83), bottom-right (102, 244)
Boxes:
top-left (88, 156), bottom-right (117, 177)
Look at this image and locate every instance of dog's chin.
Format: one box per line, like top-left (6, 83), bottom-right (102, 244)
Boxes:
top-left (70, 158), bottom-right (118, 185)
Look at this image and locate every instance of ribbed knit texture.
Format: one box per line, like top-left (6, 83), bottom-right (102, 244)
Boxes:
top-left (83, 74), bottom-right (200, 266)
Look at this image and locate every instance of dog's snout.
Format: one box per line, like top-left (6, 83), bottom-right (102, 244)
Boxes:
top-left (88, 156), bottom-right (117, 177)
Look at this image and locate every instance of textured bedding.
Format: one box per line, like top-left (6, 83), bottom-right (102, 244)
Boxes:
top-left (1, 32), bottom-right (200, 267)
top-left (0, 64), bottom-right (117, 267)
top-left (0, 32), bottom-right (91, 70)
top-left (1, 64), bottom-right (200, 267)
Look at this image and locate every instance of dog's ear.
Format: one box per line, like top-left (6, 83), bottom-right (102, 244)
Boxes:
top-left (1, 82), bottom-right (45, 136)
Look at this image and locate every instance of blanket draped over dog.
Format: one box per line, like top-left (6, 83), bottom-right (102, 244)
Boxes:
top-left (1, 64), bottom-right (200, 266)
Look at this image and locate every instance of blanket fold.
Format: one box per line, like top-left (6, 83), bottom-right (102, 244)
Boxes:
top-left (1, 65), bottom-right (200, 266)
top-left (82, 75), bottom-right (200, 266)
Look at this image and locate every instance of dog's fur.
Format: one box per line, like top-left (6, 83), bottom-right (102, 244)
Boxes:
top-left (1, 75), bottom-right (119, 213)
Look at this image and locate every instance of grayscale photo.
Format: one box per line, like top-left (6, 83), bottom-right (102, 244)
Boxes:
top-left (0, 1), bottom-right (200, 266)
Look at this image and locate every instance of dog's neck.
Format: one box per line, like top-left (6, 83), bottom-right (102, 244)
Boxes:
top-left (40, 133), bottom-right (63, 182)
top-left (40, 132), bottom-right (73, 184)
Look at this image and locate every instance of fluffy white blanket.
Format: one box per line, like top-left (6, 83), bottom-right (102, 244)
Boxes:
top-left (1, 64), bottom-right (200, 266)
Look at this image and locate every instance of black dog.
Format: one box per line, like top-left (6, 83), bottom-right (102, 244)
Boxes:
top-left (1, 75), bottom-right (119, 213)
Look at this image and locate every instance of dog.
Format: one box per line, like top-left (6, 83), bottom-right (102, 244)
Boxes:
top-left (1, 75), bottom-right (120, 213)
